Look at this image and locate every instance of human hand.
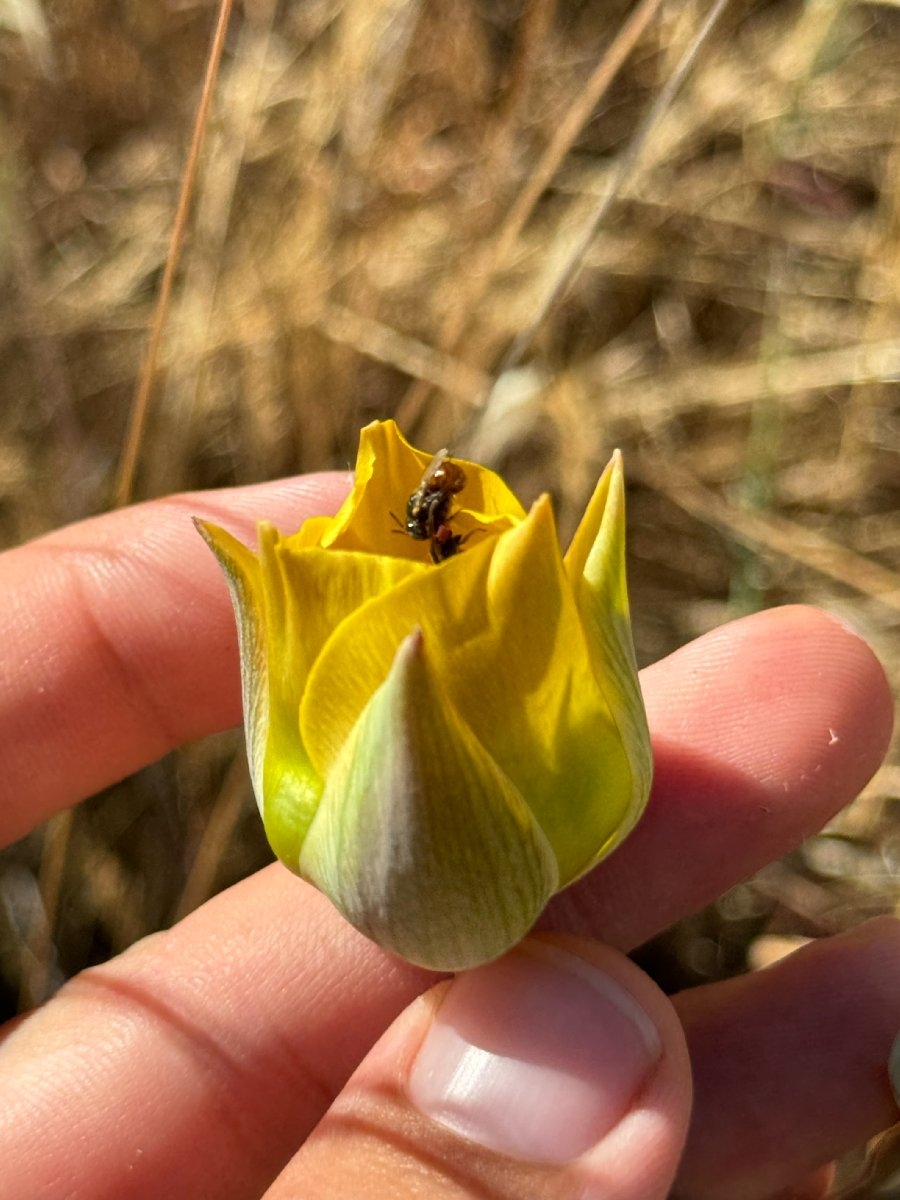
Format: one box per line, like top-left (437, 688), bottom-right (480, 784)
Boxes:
top-left (0, 474), bottom-right (895, 1200)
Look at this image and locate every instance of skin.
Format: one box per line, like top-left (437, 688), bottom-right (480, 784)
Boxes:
top-left (0, 472), bottom-right (895, 1200)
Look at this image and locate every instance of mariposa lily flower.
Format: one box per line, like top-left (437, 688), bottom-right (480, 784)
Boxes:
top-left (198, 420), bottom-right (652, 971)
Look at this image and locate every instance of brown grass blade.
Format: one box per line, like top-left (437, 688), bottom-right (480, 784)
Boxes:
top-left (396, 0), bottom-right (666, 426)
top-left (113, 0), bottom-right (235, 508)
top-left (635, 449), bottom-right (900, 613)
top-left (497, 0), bottom-right (733, 376)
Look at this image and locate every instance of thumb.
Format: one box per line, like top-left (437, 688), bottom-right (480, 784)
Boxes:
top-left (266, 935), bottom-right (692, 1200)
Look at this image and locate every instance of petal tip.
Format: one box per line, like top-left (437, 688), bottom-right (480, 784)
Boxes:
top-left (192, 515), bottom-right (217, 545)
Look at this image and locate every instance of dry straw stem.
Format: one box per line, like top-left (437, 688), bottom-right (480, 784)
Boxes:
top-left (172, 752), bottom-right (252, 924)
top-left (496, 0), bottom-right (733, 378)
top-left (634, 448), bottom-right (900, 612)
top-left (17, 808), bottom-right (71, 1010)
top-left (317, 302), bottom-right (491, 403)
top-left (583, 337), bottom-right (900, 420)
top-left (113, 0), bottom-right (235, 508)
top-left (396, 0), bottom-right (668, 425)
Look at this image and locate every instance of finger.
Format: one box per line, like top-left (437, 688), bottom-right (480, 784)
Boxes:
top-left (0, 473), bottom-right (349, 847)
top-left (0, 611), bottom-right (889, 1197)
top-left (542, 605), bottom-right (893, 949)
top-left (3, 847), bottom-right (897, 1199)
top-left (672, 916), bottom-right (900, 1200)
top-left (0, 871), bottom-right (429, 1200)
top-left (268, 936), bottom-right (691, 1200)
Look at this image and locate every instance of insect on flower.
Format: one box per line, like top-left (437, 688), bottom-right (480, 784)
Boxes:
top-left (392, 449), bottom-right (471, 563)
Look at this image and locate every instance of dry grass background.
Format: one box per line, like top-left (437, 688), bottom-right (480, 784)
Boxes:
top-left (1, 0), bottom-right (899, 1174)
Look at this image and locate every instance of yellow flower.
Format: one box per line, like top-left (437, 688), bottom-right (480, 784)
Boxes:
top-left (198, 420), bottom-right (652, 971)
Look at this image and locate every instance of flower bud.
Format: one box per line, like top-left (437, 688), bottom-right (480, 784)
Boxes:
top-left (198, 420), bottom-right (652, 970)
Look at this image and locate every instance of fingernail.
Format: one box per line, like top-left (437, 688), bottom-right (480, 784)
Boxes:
top-left (407, 940), bottom-right (662, 1163)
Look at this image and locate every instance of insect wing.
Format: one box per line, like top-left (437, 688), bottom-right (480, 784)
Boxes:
top-left (419, 449), bottom-right (450, 487)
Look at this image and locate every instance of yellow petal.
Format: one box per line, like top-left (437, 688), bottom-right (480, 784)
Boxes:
top-left (298, 628), bottom-right (558, 970)
top-left (318, 419), bottom-right (525, 560)
top-left (299, 528), bottom-right (497, 775)
top-left (196, 520), bottom-right (322, 866)
top-left (447, 494), bottom-right (638, 884)
top-left (290, 515), bottom-right (332, 548)
top-left (564, 453), bottom-right (652, 828)
top-left (198, 519), bottom-right (423, 867)
top-left (301, 496), bottom-right (637, 885)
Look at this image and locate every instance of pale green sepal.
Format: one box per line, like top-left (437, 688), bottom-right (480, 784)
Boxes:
top-left (564, 454), bottom-right (652, 847)
top-left (194, 519), bottom-right (268, 806)
top-left (299, 628), bottom-right (559, 971)
top-left (195, 520), bottom-right (323, 871)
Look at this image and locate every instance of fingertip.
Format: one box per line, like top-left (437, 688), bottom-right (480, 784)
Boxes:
top-left (756, 603), bottom-right (892, 734)
top-left (807, 605), bottom-right (895, 765)
top-left (282, 937), bottom-right (691, 1200)
top-left (644, 603), bottom-right (893, 809)
top-left (675, 916), bottom-right (900, 1200)
top-left (544, 605), bottom-right (893, 951)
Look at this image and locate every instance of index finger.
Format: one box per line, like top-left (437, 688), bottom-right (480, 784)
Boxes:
top-left (0, 473), bottom-right (349, 848)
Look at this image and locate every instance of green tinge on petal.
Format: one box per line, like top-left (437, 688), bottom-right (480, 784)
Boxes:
top-left (298, 629), bottom-right (558, 971)
top-left (199, 508), bottom-right (428, 871)
top-left (196, 520), bottom-right (324, 868)
top-left (194, 520), bottom-right (268, 804)
top-left (454, 493), bottom-right (637, 884)
top-left (564, 453), bottom-right (653, 849)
